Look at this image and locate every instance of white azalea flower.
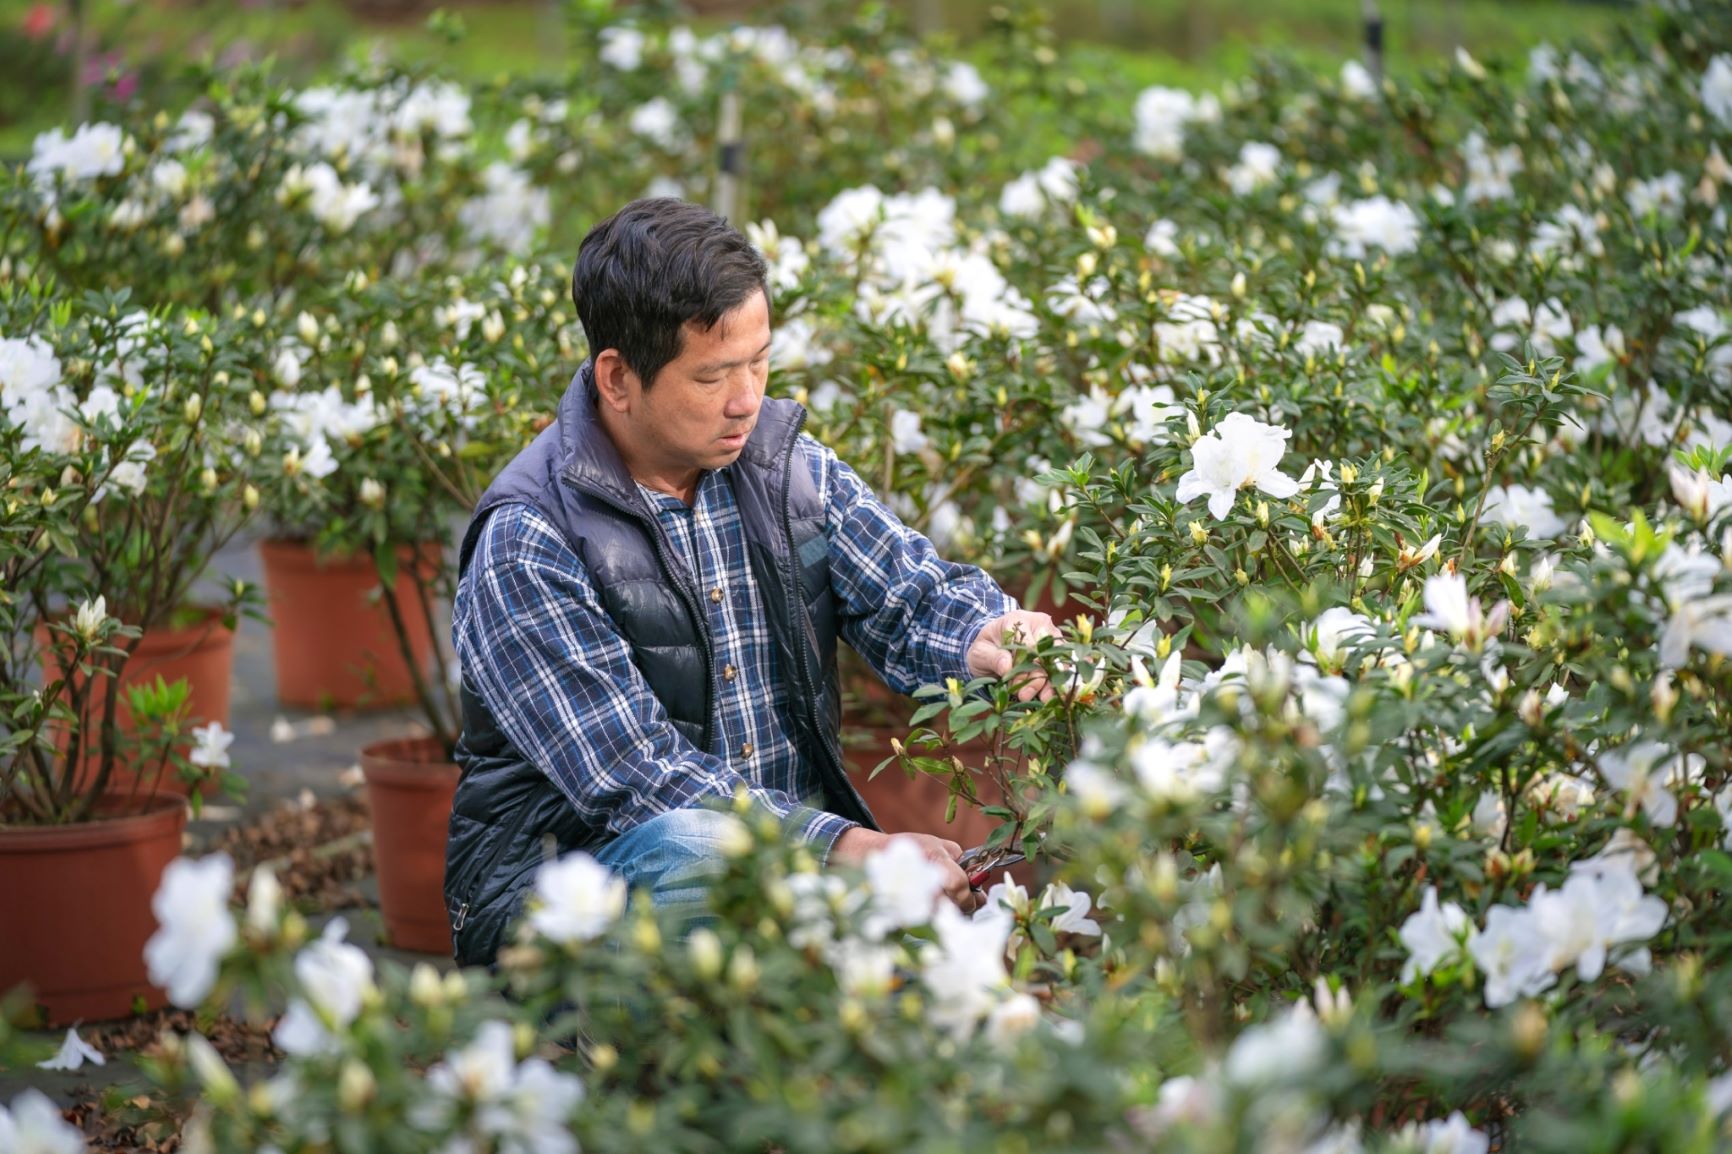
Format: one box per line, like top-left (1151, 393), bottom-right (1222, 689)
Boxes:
top-left (1391, 1112), bottom-right (1491, 1154)
top-left (598, 25), bottom-right (646, 71)
top-left (273, 918), bottom-right (376, 1056)
top-left (1223, 1001), bottom-right (1326, 1086)
top-left (71, 595), bottom-right (109, 643)
top-left (1412, 572), bottom-right (1510, 650)
top-left (37, 1027), bottom-right (105, 1072)
top-left (0, 1089), bottom-right (87, 1154)
top-left (1039, 882), bottom-right (1102, 936)
top-left (419, 1020), bottom-right (585, 1154)
top-left (1627, 172), bottom-right (1687, 218)
top-left (983, 991), bottom-right (1044, 1046)
top-left (28, 123), bottom-right (127, 184)
top-left (1144, 218), bottom-right (1181, 258)
top-left (144, 854), bottom-right (238, 1008)
top-left (1399, 886), bottom-right (1470, 984)
top-left (1224, 141), bottom-right (1282, 196)
top-left (1063, 760), bottom-right (1130, 818)
top-left (1133, 86), bottom-right (1213, 160)
top-left (1329, 195), bottom-right (1421, 257)
top-left (188, 720), bottom-right (234, 770)
top-left (1340, 59), bottom-right (1379, 100)
top-left (628, 97), bottom-right (683, 148)
top-left (942, 61), bottom-right (989, 111)
top-left (1596, 741), bottom-right (1684, 827)
top-left (920, 903), bottom-right (1013, 1038)
top-left (1468, 905), bottom-right (1556, 1008)
top-left (1175, 411), bottom-right (1300, 520)
top-left (999, 157), bottom-right (1079, 218)
top-left (528, 852), bottom-right (627, 945)
top-left (864, 836), bottom-right (947, 937)
top-left (1305, 606), bottom-right (1373, 672)
top-left (1705, 55), bottom-right (1732, 127)
top-left (888, 408), bottom-right (928, 455)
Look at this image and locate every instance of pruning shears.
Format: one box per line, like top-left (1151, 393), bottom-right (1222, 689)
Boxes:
top-left (959, 843), bottom-right (1027, 889)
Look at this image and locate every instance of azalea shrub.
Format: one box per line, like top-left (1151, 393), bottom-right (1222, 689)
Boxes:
top-left (0, 279), bottom-right (281, 819)
top-left (5, 0), bottom-right (1732, 1148)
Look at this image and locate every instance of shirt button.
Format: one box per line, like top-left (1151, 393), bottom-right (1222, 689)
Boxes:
top-left (710, 586), bottom-right (724, 604)
top-left (740, 742), bottom-right (754, 758)
top-left (723, 663), bottom-right (738, 682)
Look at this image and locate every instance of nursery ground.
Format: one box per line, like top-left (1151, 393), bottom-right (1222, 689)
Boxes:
top-left (0, 531), bottom-right (461, 1119)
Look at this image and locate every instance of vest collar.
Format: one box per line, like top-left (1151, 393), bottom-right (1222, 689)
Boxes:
top-left (556, 359), bottom-right (807, 505)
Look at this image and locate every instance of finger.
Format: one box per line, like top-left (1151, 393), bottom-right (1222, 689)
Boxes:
top-left (938, 838), bottom-right (962, 860)
top-left (996, 649), bottom-right (1014, 677)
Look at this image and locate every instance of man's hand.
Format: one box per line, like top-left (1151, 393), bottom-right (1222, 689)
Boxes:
top-left (967, 609), bottom-right (1062, 702)
top-left (830, 828), bottom-right (982, 913)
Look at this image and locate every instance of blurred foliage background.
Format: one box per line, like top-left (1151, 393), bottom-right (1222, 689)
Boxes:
top-left (1, 0), bottom-right (1640, 157)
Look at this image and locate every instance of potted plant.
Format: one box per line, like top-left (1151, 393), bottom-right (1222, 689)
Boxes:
top-left (0, 282), bottom-right (263, 1023)
top-left (272, 262), bottom-right (572, 953)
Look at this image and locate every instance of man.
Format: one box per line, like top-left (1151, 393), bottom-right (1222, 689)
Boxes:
top-left (446, 198), bottom-right (1056, 968)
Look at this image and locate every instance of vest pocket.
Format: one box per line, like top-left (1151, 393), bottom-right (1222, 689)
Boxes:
top-left (450, 800), bottom-right (535, 934)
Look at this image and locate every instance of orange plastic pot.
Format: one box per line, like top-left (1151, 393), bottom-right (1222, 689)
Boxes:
top-left (360, 736), bottom-right (461, 954)
top-left (36, 607), bottom-right (235, 798)
top-left (260, 539), bottom-right (440, 710)
top-left (0, 795), bottom-right (188, 1024)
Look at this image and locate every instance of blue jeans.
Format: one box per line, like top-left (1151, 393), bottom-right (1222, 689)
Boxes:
top-left (586, 807), bottom-right (737, 917)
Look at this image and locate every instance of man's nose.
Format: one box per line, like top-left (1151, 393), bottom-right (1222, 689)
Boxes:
top-left (723, 368), bottom-right (760, 417)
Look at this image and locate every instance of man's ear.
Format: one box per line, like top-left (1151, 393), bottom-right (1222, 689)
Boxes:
top-left (592, 349), bottom-right (639, 413)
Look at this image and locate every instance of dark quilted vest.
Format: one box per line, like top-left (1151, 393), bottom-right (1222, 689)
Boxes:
top-left (444, 363), bottom-right (877, 966)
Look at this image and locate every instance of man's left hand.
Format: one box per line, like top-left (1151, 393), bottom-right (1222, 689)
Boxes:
top-left (967, 609), bottom-right (1062, 702)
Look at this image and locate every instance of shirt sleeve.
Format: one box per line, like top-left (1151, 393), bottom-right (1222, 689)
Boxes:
top-left (809, 435), bottom-right (1018, 694)
top-left (453, 502), bottom-right (856, 857)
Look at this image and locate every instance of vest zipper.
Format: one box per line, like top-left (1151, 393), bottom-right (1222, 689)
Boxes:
top-left (558, 472), bottom-right (716, 750)
top-left (453, 797), bottom-right (535, 933)
top-left (780, 414), bottom-right (876, 829)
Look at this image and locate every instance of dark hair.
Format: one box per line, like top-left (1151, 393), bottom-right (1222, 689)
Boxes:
top-left (571, 198), bottom-right (770, 389)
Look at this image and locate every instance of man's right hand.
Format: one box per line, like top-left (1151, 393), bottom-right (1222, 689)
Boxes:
top-left (829, 827), bottom-right (983, 913)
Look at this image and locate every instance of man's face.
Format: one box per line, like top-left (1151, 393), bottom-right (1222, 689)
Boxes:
top-left (627, 290), bottom-right (771, 480)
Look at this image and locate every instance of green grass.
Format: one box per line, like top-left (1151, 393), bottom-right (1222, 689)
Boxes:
top-left (0, 0), bottom-right (1642, 155)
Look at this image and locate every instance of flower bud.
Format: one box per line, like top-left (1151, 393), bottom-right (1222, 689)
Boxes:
top-left (359, 478), bottom-right (386, 508)
top-left (688, 927), bottom-right (723, 979)
top-left (1189, 521), bottom-right (1208, 545)
top-left (1230, 271), bottom-right (1247, 298)
top-left (728, 944), bottom-right (760, 992)
top-left (1075, 251), bottom-right (1098, 279)
top-left (200, 467), bottom-right (218, 493)
top-left (243, 484), bottom-right (260, 511)
top-left (297, 312), bottom-right (319, 345)
top-left (249, 390), bottom-right (267, 416)
top-left (1651, 671), bottom-right (1678, 723)
top-left (409, 962), bottom-right (445, 1007)
top-left (184, 394), bottom-right (202, 423)
top-left (338, 1060), bottom-right (376, 1112)
top-left (589, 1042), bottom-right (618, 1072)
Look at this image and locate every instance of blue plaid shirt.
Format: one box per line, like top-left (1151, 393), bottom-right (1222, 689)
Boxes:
top-left (452, 432), bottom-right (1015, 860)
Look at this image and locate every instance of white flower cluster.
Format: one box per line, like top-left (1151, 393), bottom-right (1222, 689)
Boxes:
top-left (270, 377), bottom-right (382, 481)
top-left (1132, 86), bottom-right (1221, 161)
top-left (1140, 993), bottom-right (1492, 1154)
top-left (1401, 846), bottom-right (1667, 1008)
top-left (815, 184), bottom-right (1038, 352)
top-left (414, 1021), bottom-right (586, 1154)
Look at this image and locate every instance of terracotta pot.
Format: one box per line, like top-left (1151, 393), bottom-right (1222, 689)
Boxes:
top-left (360, 736), bottom-right (460, 954)
top-left (0, 795), bottom-right (187, 1025)
top-left (36, 607), bottom-right (235, 798)
top-left (260, 539), bottom-right (440, 710)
